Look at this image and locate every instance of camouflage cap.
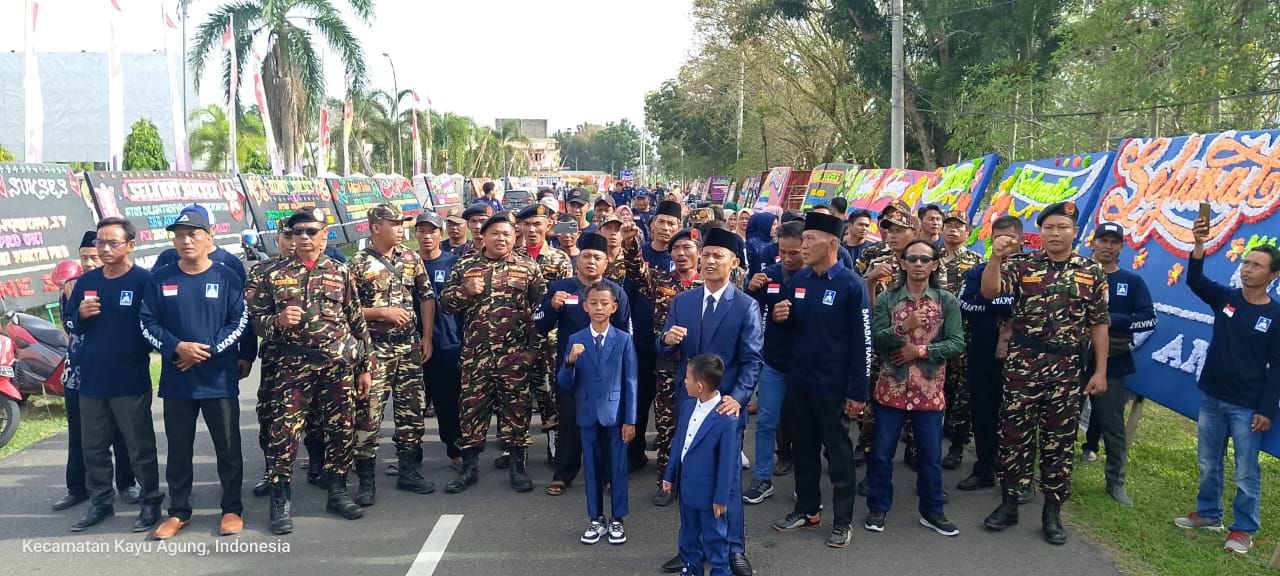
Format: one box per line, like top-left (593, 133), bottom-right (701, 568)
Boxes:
top-left (597, 213), bottom-right (625, 228)
top-left (881, 200), bottom-right (911, 220)
top-left (368, 203), bottom-right (413, 223)
top-left (942, 210), bottom-right (969, 226)
top-left (444, 206), bottom-right (466, 224)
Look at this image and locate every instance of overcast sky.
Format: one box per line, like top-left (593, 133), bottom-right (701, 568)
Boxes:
top-left (1, 0), bottom-right (698, 133)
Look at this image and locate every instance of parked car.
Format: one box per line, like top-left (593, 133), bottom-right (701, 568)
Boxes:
top-left (503, 188), bottom-right (535, 211)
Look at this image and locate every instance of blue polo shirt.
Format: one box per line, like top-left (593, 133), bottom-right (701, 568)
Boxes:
top-left (65, 265), bottom-right (154, 398)
top-left (783, 262), bottom-right (871, 401)
top-left (535, 277), bottom-right (631, 363)
top-left (140, 263), bottom-right (247, 399)
top-left (746, 263), bottom-right (797, 372)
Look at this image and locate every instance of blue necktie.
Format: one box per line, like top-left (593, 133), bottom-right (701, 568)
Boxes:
top-left (701, 295), bottom-right (717, 345)
top-left (594, 334), bottom-right (604, 353)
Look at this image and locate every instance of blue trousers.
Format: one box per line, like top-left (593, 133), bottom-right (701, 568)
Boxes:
top-left (751, 364), bottom-right (787, 481)
top-left (678, 502), bottom-right (729, 576)
top-left (1195, 395), bottom-right (1263, 533)
top-left (677, 398), bottom-right (746, 555)
top-left (868, 403), bottom-right (945, 516)
top-left (581, 423), bottom-right (629, 520)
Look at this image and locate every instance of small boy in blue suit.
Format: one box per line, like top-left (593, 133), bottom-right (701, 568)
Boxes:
top-left (662, 354), bottom-right (738, 576)
top-left (557, 282), bottom-right (638, 545)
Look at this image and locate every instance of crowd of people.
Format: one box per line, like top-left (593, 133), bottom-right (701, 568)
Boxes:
top-left (45, 181), bottom-right (1280, 573)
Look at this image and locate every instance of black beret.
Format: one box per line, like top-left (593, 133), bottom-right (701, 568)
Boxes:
top-left (516, 203), bottom-right (554, 220)
top-left (479, 212), bottom-right (516, 234)
top-left (703, 227), bottom-right (739, 254)
top-left (80, 231), bottom-right (97, 249)
top-left (804, 211), bottom-right (843, 238)
top-left (286, 207), bottom-right (327, 228)
top-left (670, 228), bottom-right (701, 248)
top-left (462, 203), bottom-right (495, 220)
top-left (577, 233), bottom-right (610, 253)
top-left (656, 200), bottom-right (683, 219)
top-left (1036, 201), bottom-right (1079, 226)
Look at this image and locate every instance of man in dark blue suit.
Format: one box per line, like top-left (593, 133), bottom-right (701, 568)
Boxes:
top-left (657, 227), bottom-right (763, 576)
top-left (557, 282), bottom-right (638, 545)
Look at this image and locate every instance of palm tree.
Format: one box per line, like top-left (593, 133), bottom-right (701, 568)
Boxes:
top-left (188, 104), bottom-right (268, 172)
top-left (189, 0), bottom-right (372, 172)
top-left (494, 119), bottom-right (531, 177)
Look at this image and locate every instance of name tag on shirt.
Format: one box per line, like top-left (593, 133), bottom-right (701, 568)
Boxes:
top-left (565, 294), bottom-right (580, 306)
top-left (162, 285), bottom-right (178, 297)
top-left (206, 283), bottom-right (220, 299)
top-left (767, 283), bottom-right (780, 294)
top-left (822, 290), bottom-right (836, 305)
top-left (119, 291), bottom-right (134, 306)
top-left (794, 288), bottom-right (807, 300)
top-left (1258, 317), bottom-right (1272, 333)
top-left (1116, 283), bottom-right (1128, 296)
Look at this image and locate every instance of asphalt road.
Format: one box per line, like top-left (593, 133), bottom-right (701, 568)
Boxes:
top-left (0, 366), bottom-right (1123, 576)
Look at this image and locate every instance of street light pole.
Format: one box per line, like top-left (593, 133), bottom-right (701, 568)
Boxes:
top-left (382, 52), bottom-right (402, 174)
top-left (890, 0), bottom-right (905, 168)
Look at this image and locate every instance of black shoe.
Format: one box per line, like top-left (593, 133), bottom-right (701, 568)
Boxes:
top-left (132, 504), bottom-right (161, 533)
top-left (446, 451), bottom-right (479, 494)
top-left (508, 448), bottom-right (533, 493)
top-left (661, 554), bottom-right (683, 573)
top-left (627, 455), bottom-right (649, 474)
top-left (957, 473), bottom-right (995, 491)
top-left (396, 449), bottom-right (436, 494)
top-left (920, 512), bottom-right (960, 537)
top-left (53, 492), bottom-right (89, 511)
top-left (652, 488), bottom-right (677, 507)
top-left (1017, 484), bottom-right (1034, 505)
top-left (325, 472), bottom-right (365, 520)
top-left (119, 485), bottom-right (141, 505)
top-left (252, 475), bottom-right (270, 497)
top-left (495, 449), bottom-right (511, 469)
top-left (863, 511), bottom-right (886, 532)
top-left (856, 478), bottom-right (870, 497)
top-left (729, 553), bottom-right (753, 576)
top-left (1042, 500), bottom-right (1067, 545)
top-left (70, 505), bottom-right (113, 532)
top-left (851, 451), bottom-right (867, 468)
top-left (269, 480), bottom-right (293, 535)
top-left (942, 445), bottom-right (964, 470)
top-left (353, 458), bottom-right (377, 506)
top-left (983, 493), bottom-right (1021, 531)
top-left (772, 457), bottom-right (793, 476)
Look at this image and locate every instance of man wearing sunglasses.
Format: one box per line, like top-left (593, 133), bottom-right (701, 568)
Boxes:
top-left (246, 207), bottom-right (373, 534)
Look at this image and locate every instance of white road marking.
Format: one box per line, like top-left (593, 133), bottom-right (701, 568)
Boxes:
top-left (405, 514), bottom-right (463, 576)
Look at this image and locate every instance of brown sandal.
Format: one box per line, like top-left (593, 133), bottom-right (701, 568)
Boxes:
top-left (545, 481), bottom-right (568, 496)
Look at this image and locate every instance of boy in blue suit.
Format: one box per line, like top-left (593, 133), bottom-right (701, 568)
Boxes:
top-left (557, 282), bottom-right (638, 545)
top-left (663, 354), bottom-right (739, 576)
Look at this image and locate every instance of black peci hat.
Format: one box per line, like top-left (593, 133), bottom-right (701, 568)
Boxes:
top-left (577, 233), bottom-right (610, 253)
top-left (803, 211), bottom-right (843, 238)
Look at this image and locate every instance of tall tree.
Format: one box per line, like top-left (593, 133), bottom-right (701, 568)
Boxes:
top-left (188, 104), bottom-right (269, 173)
top-left (122, 118), bottom-right (170, 171)
top-left (189, 0), bottom-right (373, 172)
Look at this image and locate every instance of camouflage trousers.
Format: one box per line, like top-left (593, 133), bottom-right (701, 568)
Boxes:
top-left (855, 357), bottom-right (883, 455)
top-left (528, 334), bottom-right (559, 432)
top-left (943, 354), bottom-right (971, 447)
top-left (265, 356), bottom-right (357, 480)
top-left (256, 346), bottom-right (323, 463)
top-left (653, 369), bottom-right (677, 485)
top-left (355, 340), bottom-right (425, 460)
top-left (457, 356), bottom-right (534, 451)
top-left (996, 349), bottom-right (1083, 504)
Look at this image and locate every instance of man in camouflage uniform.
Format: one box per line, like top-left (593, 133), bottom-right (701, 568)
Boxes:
top-left (249, 217), bottom-right (293, 498)
top-left (459, 203), bottom-right (494, 257)
top-left (347, 204), bottom-right (436, 505)
top-left (512, 203), bottom-right (573, 467)
top-left (980, 201), bottom-right (1109, 545)
top-left (619, 224), bottom-right (704, 506)
top-left (246, 207), bottom-right (372, 535)
top-left (938, 210), bottom-right (983, 470)
top-left (854, 200), bottom-right (912, 275)
top-left (598, 214), bottom-right (629, 285)
top-left (441, 212), bottom-right (547, 494)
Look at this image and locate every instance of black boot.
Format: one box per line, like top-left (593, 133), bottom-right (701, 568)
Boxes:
top-left (508, 447), bottom-right (533, 493)
top-left (325, 472), bottom-right (365, 520)
top-left (353, 458), bottom-right (376, 506)
top-left (305, 438), bottom-right (326, 487)
top-left (252, 474), bottom-right (270, 497)
top-left (446, 450), bottom-right (479, 493)
top-left (396, 448), bottom-right (436, 494)
top-left (983, 492), bottom-right (1020, 531)
top-left (1042, 500), bottom-right (1067, 545)
top-left (942, 444), bottom-right (965, 470)
top-left (269, 480), bottom-right (293, 535)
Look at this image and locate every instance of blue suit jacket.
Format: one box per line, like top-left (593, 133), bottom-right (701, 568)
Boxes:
top-left (556, 327), bottom-right (639, 427)
top-left (656, 285), bottom-right (764, 408)
top-left (663, 400), bottom-right (738, 510)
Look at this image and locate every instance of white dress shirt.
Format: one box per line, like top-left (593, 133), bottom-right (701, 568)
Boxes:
top-left (702, 283), bottom-right (730, 316)
top-left (681, 392), bottom-right (721, 462)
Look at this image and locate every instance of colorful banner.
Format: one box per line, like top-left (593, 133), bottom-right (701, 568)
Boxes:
top-left (756, 167), bottom-right (790, 210)
top-left (0, 164), bottom-right (96, 310)
top-left (707, 176), bottom-right (731, 203)
top-left (801, 163), bottom-right (859, 210)
top-left (1081, 130), bottom-right (1280, 455)
top-left (434, 174), bottom-right (462, 207)
top-left (325, 175), bottom-right (422, 241)
top-left (915, 154), bottom-right (1000, 222)
top-left (23, 0), bottom-right (43, 163)
top-left (86, 171), bottom-right (253, 268)
top-left (970, 152), bottom-right (1115, 253)
top-left (843, 168), bottom-right (933, 216)
top-left (239, 174), bottom-right (346, 255)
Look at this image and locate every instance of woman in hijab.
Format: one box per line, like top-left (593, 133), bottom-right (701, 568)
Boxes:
top-left (743, 211), bottom-right (779, 274)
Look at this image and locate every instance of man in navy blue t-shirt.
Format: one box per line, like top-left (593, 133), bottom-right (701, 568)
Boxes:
top-left (141, 209), bottom-right (249, 540)
top-left (415, 212), bottom-right (465, 470)
top-left (64, 217), bottom-right (162, 534)
top-left (1174, 217), bottom-right (1280, 555)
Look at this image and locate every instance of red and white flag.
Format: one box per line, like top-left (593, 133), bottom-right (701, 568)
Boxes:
top-left (342, 92), bottom-right (353, 176)
top-left (319, 105), bottom-right (330, 170)
top-left (222, 20), bottom-right (238, 172)
top-left (108, 0), bottom-right (125, 169)
top-left (23, 0), bottom-right (42, 163)
top-left (411, 91), bottom-right (422, 174)
top-left (162, 2), bottom-right (191, 170)
top-left (162, 285), bottom-right (179, 297)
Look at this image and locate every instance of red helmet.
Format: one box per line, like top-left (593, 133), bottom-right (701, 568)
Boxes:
top-left (52, 260), bottom-right (84, 287)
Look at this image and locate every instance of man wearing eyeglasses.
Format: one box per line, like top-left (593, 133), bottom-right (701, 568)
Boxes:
top-left (64, 217), bottom-right (163, 534)
top-left (246, 207), bottom-right (373, 534)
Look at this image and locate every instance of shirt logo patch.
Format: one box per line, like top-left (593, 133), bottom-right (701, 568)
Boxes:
top-left (162, 284), bottom-right (178, 297)
top-left (205, 283), bottom-right (220, 299)
top-left (434, 269), bottom-right (447, 283)
top-left (822, 290), bottom-right (836, 305)
top-left (272, 277), bottom-right (298, 286)
top-left (667, 261), bottom-right (676, 273)
top-left (1116, 283), bottom-right (1128, 296)
top-left (1257, 317), bottom-right (1272, 333)
top-left (1224, 304), bottom-right (1236, 318)
top-left (794, 288), bottom-right (807, 300)
top-left (767, 283), bottom-right (780, 294)
top-left (565, 294), bottom-right (580, 306)
top-left (118, 291), bottom-right (133, 306)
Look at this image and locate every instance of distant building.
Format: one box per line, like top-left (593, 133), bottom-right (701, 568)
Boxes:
top-left (494, 118), bottom-right (548, 140)
top-left (495, 118), bottom-right (559, 175)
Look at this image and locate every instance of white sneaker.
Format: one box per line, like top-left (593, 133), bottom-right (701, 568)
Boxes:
top-left (546, 430), bottom-right (558, 460)
top-left (581, 517), bottom-right (606, 545)
top-left (607, 518), bottom-right (627, 545)
top-left (740, 451), bottom-right (750, 470)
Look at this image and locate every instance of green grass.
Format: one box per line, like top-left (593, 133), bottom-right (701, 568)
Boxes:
top-left (1066, 402), bottom-right (1279, 575)
top-left (0, 356), bottom-right (162, 460)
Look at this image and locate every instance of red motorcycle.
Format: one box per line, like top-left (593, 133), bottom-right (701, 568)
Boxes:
top-left (0, 261), bottom-right (75, 449)
top-left (0, 333), bottom-right (19, 448)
